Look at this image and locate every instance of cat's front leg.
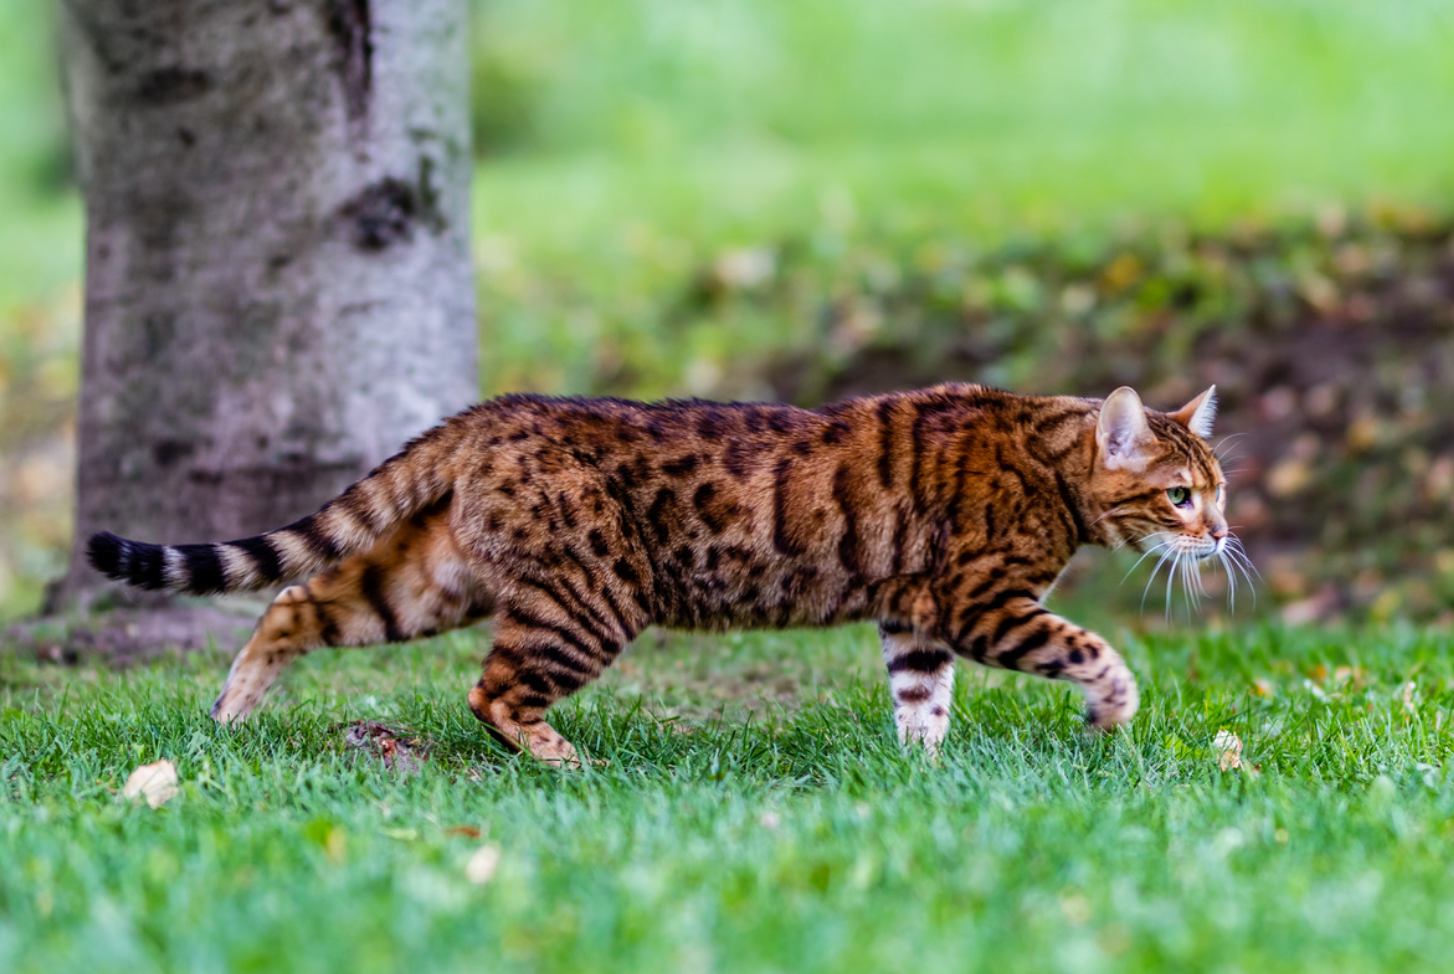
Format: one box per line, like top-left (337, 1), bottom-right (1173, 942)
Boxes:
top-left (944, 592), bottom-right (1139, 731)
top-left (878, 620), bottom-right (956, 755)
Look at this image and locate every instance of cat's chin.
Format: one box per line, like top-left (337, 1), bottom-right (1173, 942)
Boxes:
top-left (1190, 537), bottom-right (1223, 561)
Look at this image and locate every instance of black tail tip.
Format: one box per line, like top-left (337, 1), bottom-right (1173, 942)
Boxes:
top-left (86, 531), bottom-right (126, 576)
top-left (85, 531), bottom-right (168, 590)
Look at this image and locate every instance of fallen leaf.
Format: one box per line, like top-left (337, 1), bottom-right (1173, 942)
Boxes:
top-left (465, 845), bottom-right (502, 885)
top-left (1400, 681), bottom-right (1419, 715)
top-left (1214, 730), bottom-right (1244, 772)
top-left (339, 721), bottom-right (428, 774)
top-left (446, 825), bottom-right (482, 840)
top-left (122, 760), bottom-right (178, 809)
top-left (1332, 666), bottom-right (1367, 689)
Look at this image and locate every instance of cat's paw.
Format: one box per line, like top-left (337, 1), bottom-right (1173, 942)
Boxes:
top-left (1084, 672), bottom-right (1140, 732)
top-left (896, 704), bottom-right (950, 759)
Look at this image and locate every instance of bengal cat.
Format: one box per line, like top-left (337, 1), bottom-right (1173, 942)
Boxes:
top-left (88, 383), bottom-right (1236, 765)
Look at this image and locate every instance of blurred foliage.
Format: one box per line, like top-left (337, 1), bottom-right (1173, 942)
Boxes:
top-left (474, 201), bottom-right (1454, 624)
top-left (3, 0), bottom-right (1454, 620)
top-left (750, 206), bottom-right (1454, 624)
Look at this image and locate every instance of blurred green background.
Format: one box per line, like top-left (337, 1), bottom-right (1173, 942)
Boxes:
top-left (3, 0), bottom-right (1454, 620)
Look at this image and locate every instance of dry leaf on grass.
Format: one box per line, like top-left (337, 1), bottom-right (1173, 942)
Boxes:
top-left (1213, 731), bottom-right (1244, 772)
top-left (465, 845), bottom-right (502, 885)
top-left (1400, 681), bottom-right (1419, 715)
top-left (446, 825), bottom-right (483, 840)
top-left (339, 721), bottom-right (428, 774)
top-left (122, 760), bottom-right (178, 808)
top-left (1333, 666), bottom-right (1367, 689)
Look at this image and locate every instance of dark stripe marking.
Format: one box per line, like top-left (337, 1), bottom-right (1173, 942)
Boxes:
top-left (886, 648), bottom-right (953, 674)
top-left (230, 535), bottom-right (284, 583)
top-left (876, 399), bottom-right (896, 488)
top-left (505, 605), bottom-right (610, 662)
top-left (693, 482), bottom-right (729, 534)
top-left (771, 458), bottom-right (805, 556)
top-left (360, 563), bottom-right (406, 642)
top-left (991, 607), bottom-right (1047, 645)
top-left (316, 602), bottom-right (343, 646)
top-left (894, 684), bottom-right (934, 704)
top-left (954, 588), bottom-right (1036, 645)
top-left (662, 455), bottom-right (700, 477)
top-left (285, 514), bottom-right (343, 561)
top-left (831, 465), bottom-right (863, 576)
top-left (1053, 472), bottom-right (1089, 545)
top-left (995, 627), bottom-right (1053, 671)
top-left (517, 576), bottom-right (614, 649)
top-left (646, 487), bottom-right (676, 544)
top-left (134, 543), bottom-right (167, 591)
top-left (177, 543), bottom-right (227, 595)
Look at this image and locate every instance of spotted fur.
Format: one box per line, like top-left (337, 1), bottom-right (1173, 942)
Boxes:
top-left (88, 383), bottom-right (1232, 765)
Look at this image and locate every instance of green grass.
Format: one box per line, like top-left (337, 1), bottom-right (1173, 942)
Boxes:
top-left (3, 6), bottom-right (1452, 967)
top-left (4, 620), bottom-right (1454, 973)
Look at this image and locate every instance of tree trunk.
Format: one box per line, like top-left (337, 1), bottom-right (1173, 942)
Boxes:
top-left (51, 0), bottom-right (477, 613)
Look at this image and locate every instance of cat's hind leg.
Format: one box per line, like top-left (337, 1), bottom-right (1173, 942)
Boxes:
top-left (879, 620), bottom-right (956, 757)
top-left (466, 585), bottom-right (637, 767)
top-left (211, 503), bottom-right (491, 722)
top-left (462, 598), bottom-right (628, 767)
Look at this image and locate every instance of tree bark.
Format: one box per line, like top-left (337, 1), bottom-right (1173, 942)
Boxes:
top-left (51, 0), bottom-right (477, 612)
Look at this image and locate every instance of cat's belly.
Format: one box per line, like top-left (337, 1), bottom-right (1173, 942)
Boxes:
top-left (650, 555), bottom-right (885, 632)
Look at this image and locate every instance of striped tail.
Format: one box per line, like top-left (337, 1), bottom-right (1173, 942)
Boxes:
top-left (85, 422), bottom-right (460, 596)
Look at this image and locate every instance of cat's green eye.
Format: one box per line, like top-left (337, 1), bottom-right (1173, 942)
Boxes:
top-left (1167, 487), bottom-right (1192, 508)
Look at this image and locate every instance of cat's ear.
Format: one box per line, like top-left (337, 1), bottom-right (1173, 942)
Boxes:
top-left (1168, 385), bottom-right (1217, 440)
top-left (1096, 386), bottom-right (1157, 471)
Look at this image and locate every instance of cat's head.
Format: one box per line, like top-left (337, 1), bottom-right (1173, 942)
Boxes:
top-left (1087, 385), bottom-right (1236, 573)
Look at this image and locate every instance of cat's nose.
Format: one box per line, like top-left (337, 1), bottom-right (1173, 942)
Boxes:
top-left (1209, 526), bottom-right (1228, 541)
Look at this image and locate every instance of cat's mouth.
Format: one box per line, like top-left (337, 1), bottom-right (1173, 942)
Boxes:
top-left (1133, 532), bottom-right (1219, 560)
top-left (1190, 538), bottom-right (1222, 561)
top-left (1127, 532), bottom-right (1256, 614)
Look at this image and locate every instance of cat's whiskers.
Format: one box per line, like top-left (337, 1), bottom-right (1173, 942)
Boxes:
top-left (1164, 544), bottom-right (1183, 622)
top-left (1133, 525), bottom-right (1254, 620)
top-left (1222, 535), bottom-right (1259, 578)
top-left (1219, 546), bottom-right (1238, 611)
top-left (1213, 432), bottom-right (1248, 461)
top-left (1091, 505), bottom-right (1133, 528)
top-left (1223, 536), bottom-right (1260, 596)
top-left (1213, 532), bottom-right (1258, 611)
top-left (1122, 538), bottom-right (1172, 585)
top-left (1142, 537), bottom-right (1178, 613)
top-left (1186, 545), bottom-right (1208, 599)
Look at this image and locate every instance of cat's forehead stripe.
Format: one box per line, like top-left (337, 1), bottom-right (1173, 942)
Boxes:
top-left (1147, 413), bottom-right (1220, 483)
